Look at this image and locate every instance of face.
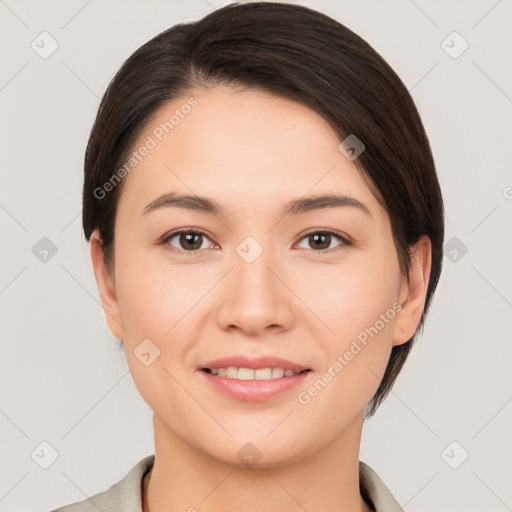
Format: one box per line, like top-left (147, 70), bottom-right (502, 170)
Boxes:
top-left (91, 86), bottom-right (429, 468)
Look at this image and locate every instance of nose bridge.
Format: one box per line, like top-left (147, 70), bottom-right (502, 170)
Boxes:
top-left (233, 233), bottom-right (280, 301)
top-left (216, 233), bottom-right (293, 333)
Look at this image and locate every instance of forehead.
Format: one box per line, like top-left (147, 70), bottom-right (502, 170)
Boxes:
top-left (117, 86), bottom-right (381, 219)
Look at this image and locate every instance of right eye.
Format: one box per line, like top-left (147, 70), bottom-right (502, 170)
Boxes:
top-left (161, 230), bottom-right (216, 254)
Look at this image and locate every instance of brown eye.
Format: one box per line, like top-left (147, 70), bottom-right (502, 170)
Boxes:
top-left (296, 231), bottom-right (347, 252)
top-left (165, 231), bottom-right (213, 252)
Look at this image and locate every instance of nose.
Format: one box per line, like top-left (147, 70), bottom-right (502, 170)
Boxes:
top-left (215, 241), bottom-right (295, 337)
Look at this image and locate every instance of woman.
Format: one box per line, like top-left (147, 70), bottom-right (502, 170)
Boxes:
top-left (52, 2), bottom-right (444, 511)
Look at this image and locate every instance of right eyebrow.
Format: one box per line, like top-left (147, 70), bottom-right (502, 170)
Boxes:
top-left (141, 193), bottom-right (225, 217)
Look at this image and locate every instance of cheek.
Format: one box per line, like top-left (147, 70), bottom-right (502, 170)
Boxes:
top-left (113, 245), bottom-right (208, 386)
top-left (302, 249), bottom-right (401, 339)
top-left (295, 250), bottom-right (401, 404)
top-left (113, 253), bottom-right (194, 419)
top-left (296, 301), bottom-right (396, 434)
top-left (114, 241), bottom-right (192, 338)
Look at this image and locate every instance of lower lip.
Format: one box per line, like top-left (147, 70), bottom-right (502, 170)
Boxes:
top-left (199, 370), bottom-right (311, 401)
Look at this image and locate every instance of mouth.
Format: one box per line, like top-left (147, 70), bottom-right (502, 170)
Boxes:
top-left (198, 355), bottom-right (312, 401)
top-left (201, 367), bottom-right (311, 380)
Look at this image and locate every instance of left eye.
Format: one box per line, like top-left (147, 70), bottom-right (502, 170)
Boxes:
top-left (295, 231), bottom-right (347, 252)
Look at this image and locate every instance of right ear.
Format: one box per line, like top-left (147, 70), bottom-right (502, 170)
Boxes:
top-left (89, 229), bottom-right (124, 340)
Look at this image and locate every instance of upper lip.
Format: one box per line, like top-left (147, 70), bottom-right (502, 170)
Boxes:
top-left (200, 355), bottom-right (310, 372)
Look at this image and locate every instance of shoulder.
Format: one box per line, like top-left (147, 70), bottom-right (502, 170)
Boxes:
top-left (49, 455), bottom-right (155, 512)
top-left (359, 460), bottom-right (402, 512)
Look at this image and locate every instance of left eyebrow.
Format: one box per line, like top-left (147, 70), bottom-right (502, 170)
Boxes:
top-left (141, 192), bottom-right (372, 218)
top-left (283, 193), bottom-right (372, 218)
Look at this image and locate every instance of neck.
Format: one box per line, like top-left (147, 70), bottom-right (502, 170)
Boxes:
top-left (144, 411), bottom-right (371, 512)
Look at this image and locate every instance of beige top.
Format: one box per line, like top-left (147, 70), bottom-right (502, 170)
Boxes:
top-left (51, 455), bottom-right (401, 512)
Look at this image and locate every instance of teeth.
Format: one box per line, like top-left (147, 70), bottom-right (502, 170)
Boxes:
top-left (255, 368), bottom-right (272, 380)
top-left (238, 367), bottom-right (254, 380)
top-left (226, 366), bottom-right (238, 379)
top-left (272, 367), bottom-right (284, 378)
top-left (208, 366), bottom-right (302, 380)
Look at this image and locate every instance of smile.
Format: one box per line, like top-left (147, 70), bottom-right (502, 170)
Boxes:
top-left (202, 367), bottom-right (310, 380)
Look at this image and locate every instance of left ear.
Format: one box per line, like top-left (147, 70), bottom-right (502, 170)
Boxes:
top-left (392, 235), bottom-right (432, 347)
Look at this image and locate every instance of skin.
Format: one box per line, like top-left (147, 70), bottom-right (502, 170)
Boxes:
top-left (90, 86), bottom-right (431, 512)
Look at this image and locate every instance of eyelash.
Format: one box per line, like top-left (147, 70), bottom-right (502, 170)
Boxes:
top-left (159, 229), bottom-right (351, 256)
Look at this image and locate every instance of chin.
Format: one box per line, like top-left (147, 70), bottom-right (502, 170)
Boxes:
top-left (197, 433), bottom-right (311, 471)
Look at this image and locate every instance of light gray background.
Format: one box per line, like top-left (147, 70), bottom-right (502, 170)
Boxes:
top-left (1, 1), bottom-right (511, 511)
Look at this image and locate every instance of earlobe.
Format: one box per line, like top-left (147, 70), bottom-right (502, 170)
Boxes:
top-left (89, 229), bottom-right (124, 340)
top-left (392, 235), bottom-right (432, 347)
